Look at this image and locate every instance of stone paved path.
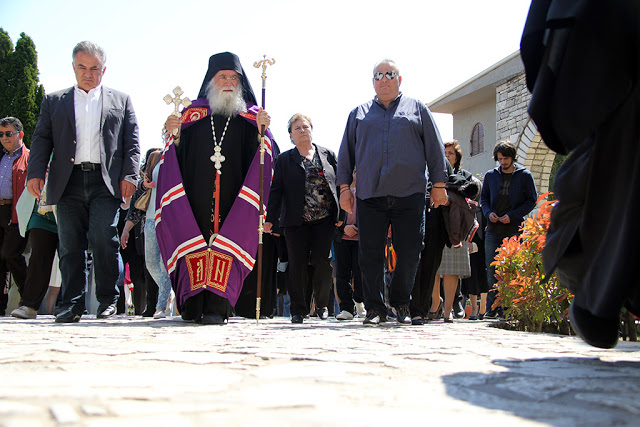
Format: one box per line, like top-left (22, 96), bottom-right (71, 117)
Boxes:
top-left (1, 315), bottom-right (639, 426)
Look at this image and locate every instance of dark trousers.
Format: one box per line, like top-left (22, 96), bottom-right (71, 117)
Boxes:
top-left (21, 228), bottom-right (58, 310)
top-left (283, 217), bottom-right (334, 317)
top-left (182, 290), bottom-right (230, 321)
top-left (358, 193), bottom-right (426, 314)
top-left (56, 169), bottom-right (121, 315)
top-left (485, 230), bottom-right (517, 314)
top-left (126, 251), bottom-right (156, 315)
top-left (335, 239), bottom-right (363, 313)
top-left (410, 204), bottom-right (447, 318)
top-left (0, 204), bottom-right (28, 312)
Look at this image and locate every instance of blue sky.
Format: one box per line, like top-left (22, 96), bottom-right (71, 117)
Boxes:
top-left (3, 0), bottom-right (532, 155)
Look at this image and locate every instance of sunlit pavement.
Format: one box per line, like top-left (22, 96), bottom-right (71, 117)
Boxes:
top-left (1, 315), bottom-right (639, 426)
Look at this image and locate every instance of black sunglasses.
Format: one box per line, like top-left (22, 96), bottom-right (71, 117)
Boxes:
top-left (374, 70), bottom-right (397, 81)
top-left (0, 131), bottom-right (20, 138)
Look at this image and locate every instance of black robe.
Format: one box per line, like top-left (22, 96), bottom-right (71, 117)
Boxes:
top-left (175, 115), bottom-right (277, 319)
top-left (521, 0), bottom-right (640, 318)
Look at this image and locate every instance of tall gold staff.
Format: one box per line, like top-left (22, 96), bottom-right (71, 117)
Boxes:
top-left (253, 55), bottom-right (275, 324)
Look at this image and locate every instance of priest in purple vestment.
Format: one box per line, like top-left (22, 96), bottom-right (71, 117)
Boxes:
top-left (161, 52), bottom-right (277, 324)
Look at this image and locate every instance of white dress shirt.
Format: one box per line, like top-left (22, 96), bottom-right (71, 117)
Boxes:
top-left (74, 85), bottom-right (102, 164)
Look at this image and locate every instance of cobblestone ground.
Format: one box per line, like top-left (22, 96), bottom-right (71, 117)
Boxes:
top-left (0, 315), bottom-right (639, 426)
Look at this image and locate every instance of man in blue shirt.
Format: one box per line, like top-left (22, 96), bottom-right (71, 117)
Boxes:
top-left (337, 59), bottom-right (448, 326)
top-left (481, 140), bottom-right (537, 318)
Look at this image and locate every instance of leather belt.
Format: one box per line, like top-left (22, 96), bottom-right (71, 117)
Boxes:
top-left (75, 162), bottom-right (100, 171)
top-left (0, 199), bottom-right (12, 205)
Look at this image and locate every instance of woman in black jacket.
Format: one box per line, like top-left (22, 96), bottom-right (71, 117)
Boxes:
top-left (264, 114), bottom-right (341, 324)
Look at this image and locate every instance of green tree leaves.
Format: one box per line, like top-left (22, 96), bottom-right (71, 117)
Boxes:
top-left (0, 29), bottom-right (45, 148)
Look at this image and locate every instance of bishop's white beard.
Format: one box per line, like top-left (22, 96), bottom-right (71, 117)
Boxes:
top-left (206, 80), bottom-right (247, 118)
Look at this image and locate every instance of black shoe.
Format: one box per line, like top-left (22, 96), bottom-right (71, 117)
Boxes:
top-left (141, 308), bottom-right (154, 318)
top-left (97, 304), bottom-right (117, 319)
top-left (483, 311), bottom-right (498, 319)
top-left (202, 313), bottom-right (227, 325)
top-left (411, 316), bottom-right (425, 326)
top-left (317, 307), bottom-right (328, 320)
top-left (55, 309), bottom-right (81, 323)
top-left (453, 301), bottom-right (466, 318)
top-left (469, 314), bottom-right (478, 321)
top-left (570, 301), bottom-right (619, 349)
top-left (363, 311), bottom-right (387, 326)
top-left (291, 314), bottom-right (304, 324)
top-left (395, 305), bottom-right (411, 325)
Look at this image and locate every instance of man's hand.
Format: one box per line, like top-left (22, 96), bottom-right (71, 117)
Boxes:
top-left (165, 115), bottom-right (181, 138)
top-left (430, 184), bottom-right (448, 208)
top-left (256, 108), bottom-right (271, 130)
top-left (263, 222), bottom-right (273, 234)
top-left (121, 180), bottom-right (135, 199)
top-left (26, 178), bottom-right (44, 198)
top-left (339, 188), bottom-right (354, 214)
top-left (344, 225), bottom-right (358, 238)
top-left (489, 212), bottom-right (500, 223)
top-left (498, 214), bottom-right (511, 224)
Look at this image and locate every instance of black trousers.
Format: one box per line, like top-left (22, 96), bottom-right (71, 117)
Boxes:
top-left (410, 204), bottom-right (447, 318)
top-left (21, 228), bottom-right (58, 310)
top-left (181, 290), bottom-right (230, 321)
top-left (334, 239), bottom-right (363, 313)
top-left (284, 217), bottom-right (334, 317)
top-left (0, 205), bottom-right (27, 312)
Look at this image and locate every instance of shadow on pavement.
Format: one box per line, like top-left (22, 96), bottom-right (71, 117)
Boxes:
top-left (442, 357), bottom-right (640, 425)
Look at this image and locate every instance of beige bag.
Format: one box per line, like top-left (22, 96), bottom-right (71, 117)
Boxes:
top-left (133, 189), bottom-right (152, 211)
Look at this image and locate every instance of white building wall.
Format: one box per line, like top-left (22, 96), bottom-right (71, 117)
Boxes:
top-left (453, 99), bottom-right (496, 180)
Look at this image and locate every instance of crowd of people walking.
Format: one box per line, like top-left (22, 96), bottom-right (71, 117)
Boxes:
top-left (3, 42), bottom-right (540, 330)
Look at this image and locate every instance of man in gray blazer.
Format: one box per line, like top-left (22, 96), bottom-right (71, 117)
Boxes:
top-left (27, 41), bottom-right (140, 323)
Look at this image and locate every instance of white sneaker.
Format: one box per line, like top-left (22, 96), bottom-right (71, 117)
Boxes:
top-left (153, 309), bottom-right (166, 319)
top-left (336, 310), bottom-right (354, 321)
top-left (11, 306), bottom-right (37, 319)
top-left (355, 302), bottom-right (366, 318)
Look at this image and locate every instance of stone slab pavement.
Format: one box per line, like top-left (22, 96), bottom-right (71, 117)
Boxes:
top-left (0, 314), bottom-right (639, 426)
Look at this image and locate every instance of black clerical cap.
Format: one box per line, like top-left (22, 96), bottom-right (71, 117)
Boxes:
top-left (197, 51), bottom-right (257, 106)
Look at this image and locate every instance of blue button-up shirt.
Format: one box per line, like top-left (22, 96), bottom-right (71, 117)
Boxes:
top-left (337, 93), bottom-right (448, 200)
top-left (0, 146), bottom-right (23, 199)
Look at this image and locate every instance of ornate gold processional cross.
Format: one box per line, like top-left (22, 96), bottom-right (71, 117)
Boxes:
top-left (163, 87), bottom-right (192, 135)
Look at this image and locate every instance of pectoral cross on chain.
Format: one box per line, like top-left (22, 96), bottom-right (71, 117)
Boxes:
top-left (163, 87), bottom-right (192, 135)
top-left (210, 145), bottom-right (225, 170)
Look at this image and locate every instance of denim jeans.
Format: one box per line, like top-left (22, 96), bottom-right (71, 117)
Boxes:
top-left (357, 193), bottom-right (426, 315)
top-left (56, 169), bottom-right (121, 315)
top-left (484, 230), bottom-right (517, 314)
top-left (144, 218), bottom-right (172, 311)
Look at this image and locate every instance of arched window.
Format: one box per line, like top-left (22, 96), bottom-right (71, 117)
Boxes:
top-left (470, 123), bottom-right (484, 156)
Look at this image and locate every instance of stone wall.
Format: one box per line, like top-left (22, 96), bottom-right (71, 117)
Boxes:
top-left (496, 73), bottom-right (531, 143)
top-left (495, 73), bottom-right (555, 196)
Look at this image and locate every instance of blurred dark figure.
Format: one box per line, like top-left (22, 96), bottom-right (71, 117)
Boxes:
top-left (521, 0), bottom-right (639, 348)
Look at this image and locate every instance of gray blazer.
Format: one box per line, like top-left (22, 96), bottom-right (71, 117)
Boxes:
top-left (28, 86), bottom-right (140, 205)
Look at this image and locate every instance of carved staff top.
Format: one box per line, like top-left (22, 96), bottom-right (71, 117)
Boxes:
top-left (253, 55), bottom-right (275, 106)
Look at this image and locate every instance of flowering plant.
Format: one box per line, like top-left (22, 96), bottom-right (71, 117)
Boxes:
top-left (491, 193), bottom-right (573, 334)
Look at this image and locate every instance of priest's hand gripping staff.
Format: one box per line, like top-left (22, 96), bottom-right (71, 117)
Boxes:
top-left (253, 55), bottom-right (275, 324)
